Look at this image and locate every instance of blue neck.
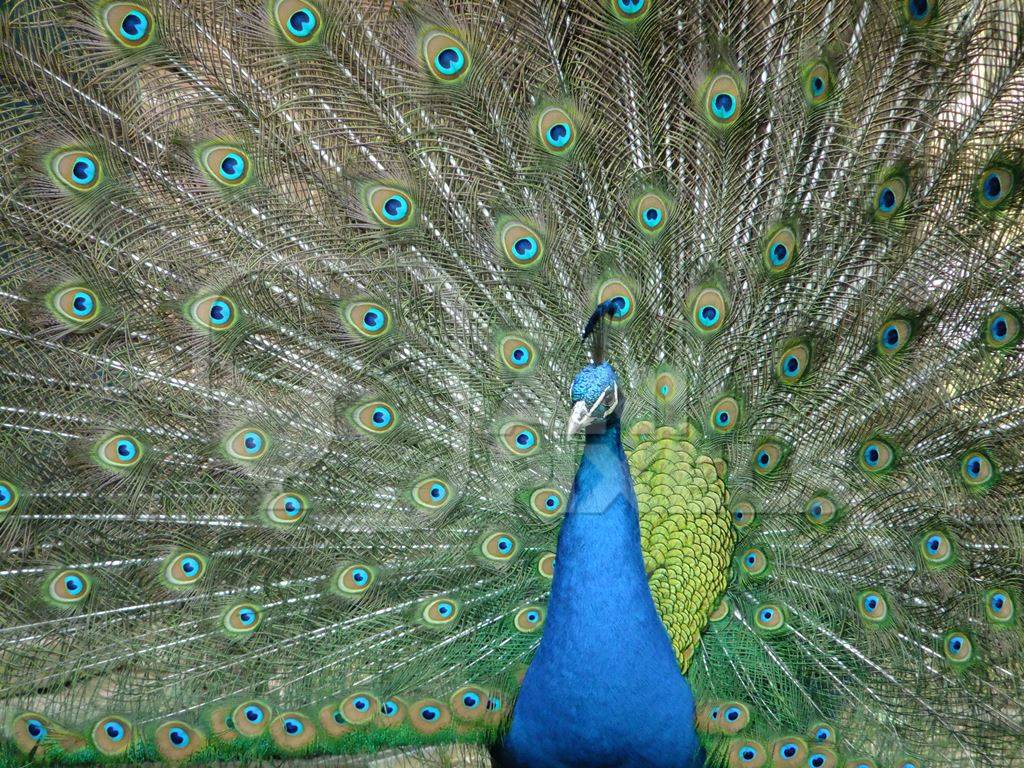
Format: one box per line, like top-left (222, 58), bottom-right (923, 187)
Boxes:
top-left (499, 417), bottom-right (703, 768)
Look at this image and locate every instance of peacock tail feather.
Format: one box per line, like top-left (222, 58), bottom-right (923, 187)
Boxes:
top-left (1, 0), bottom-right (1023, 765)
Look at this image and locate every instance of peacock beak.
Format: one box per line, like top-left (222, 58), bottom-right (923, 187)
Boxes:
top-left (566, 400), bottom-right (594, 438)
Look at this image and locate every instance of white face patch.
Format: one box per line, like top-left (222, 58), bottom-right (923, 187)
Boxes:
top-left (566, 384), bottom-right (619, 437)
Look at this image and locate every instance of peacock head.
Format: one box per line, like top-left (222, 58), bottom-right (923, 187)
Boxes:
top-left (567, 362), bottom-right (621, 437)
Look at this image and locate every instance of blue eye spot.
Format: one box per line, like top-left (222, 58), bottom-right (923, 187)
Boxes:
top-left (382, 194), bottom-right (408, 221)
top-left (243, 432), bottom-right (263, 453)
top-left (420, 706), bottom-right (439, 721)
top-left (878, 187), bottom-right (896, 211)
top-left (815, 727), bottom-right (830, 741)
top-left (333, 711), bottom-right (344, 724)
top-left (351, 568), bottom-right (368, 584)
top-left (239, 608), bottom-right (256, 625)
top-left (724, 707), bottom-right (741, 721)
top-left (497, 536), bottom-right (513, 552)
top-left (209, 299), bottom-right (231, 325)
top-left (219, 153), bottom-right (245, 181)
top-left (370, 407), bottom-right (392, 427)
top-left (949, 635), bottom-right (963, 652)
top-left (105, 722), bottom-right (125, 740)
top-left (120, 10), bottom-right (148, 40)
top-left (545, 494), bottom-right (560, 510)
top-left (927, 535), bottom-right (941, 552)
top-left (115, 439), bottom-right (137, 461)
top-left (810, 756), bottom-right (825, 768)
top-left (864, 446), bottom-right (879, 466)
top-left (283, 496), bottom-right (302, 516)
top-left (169, 727), bottom-right (189, 747)
top-left (287, 9), bottom-right (317, 37)
top-left (757, 450), bottom-right (770, 466)
top-left (783, 354), bottom-right (800, 375)
top-left (991, 315), bottom-right (1009, 340)
top-left (26, 719), bottom-right (47, 741)
top-left (883, 325), bottom-right (900, 348)
top-left (710, 707), bottom-right (720, 720)
top-left (643, 207), bottom-right (662, 227)
top-left (717, 410), bottom-right (730, 425)
top-left (864, 595), bottom-right (878, 611)
top-left (181, 557), bottom-right (199, 575)
top-left (511, 346), bottom-right (530, 364)
top-left (72, 157), bottom-right (97, 184)
top-left (760, 608), bottom-right (774, 621)
top-left (984, 172), bottom-right (1002, 200)
top-left (65, 575), bottom-right (84, 595)
top-left (437, 601), bottom-right (453, 617)
top-left (283, 717), bottom-right (303, 735)
top-left (72, 291), bottom-right (95, 317)
top-left (811, 76), bottom-right (824, 95)
top-left (966, 457), bottom-right (982, 477)
top-left (361, 310), bottom-right (382, 331)
top-left (617, 0), bottom-right (645, 14)
top-left (781, 744), bottom-right (797, 758)
top-left (546, 122), bottom-right (571, 148)
top-left (0, 484), bottom-right (10, 506)
top-left (429, 483), bottom-right (447, 500)
top-left (740, 746), bottom-right (757, 762)
top-left (244, 705), bottom-right (263, 723)
top-left (354, 697), bottom-right (369, 711)
top-left (526, 610), bottom-right (539, 622)
top-left (809, 502), bottom-right (822, 518)
top-left (712, 93), bottom-right (735, 119)
top-left (699, 305), bottom-right (719, 326)
top-left (515, 431), bottom-right (535, 448)
top-left (745, 553), bottom-right (756, 566)
top-left (909, 0), bottom-right (930, 19)
top-left (991, 592), bottom-right (1007, 611)
top-left (382, 701), bottom-right (397, 716)
top-left (610, 296), bottom-right (631, 318)
top-left (513, 237), bottom-right (537, 260)
top-left (486, 696), bottom-right (502, 711)
top-left (462, 693), bottom-right (479, 708)
top-left (435, 47), bottom-right (465, 76)
top-left (771, 243), bottom-right (788, 265)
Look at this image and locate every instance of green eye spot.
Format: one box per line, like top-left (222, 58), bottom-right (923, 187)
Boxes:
top-left (102, 3), bottom-right (154, 47)
top-left (274, 0), bottom-right (322, 45)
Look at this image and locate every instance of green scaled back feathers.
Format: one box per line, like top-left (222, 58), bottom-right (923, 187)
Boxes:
top-left (1, 0), bottom-right (1023, 766)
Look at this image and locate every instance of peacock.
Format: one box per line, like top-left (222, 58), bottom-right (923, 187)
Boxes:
top-left (1, 0), bottom-right (1023, 766)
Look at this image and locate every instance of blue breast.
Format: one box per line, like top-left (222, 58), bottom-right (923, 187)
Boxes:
top-left (497, 420), bottom-right (703, 768)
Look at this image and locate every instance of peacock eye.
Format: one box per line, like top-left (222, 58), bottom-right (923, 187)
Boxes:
top-left (200, 146), bottom-right (251, 186)
top-left (858, 438), bottom-right (895, 474)
top-left (51, 286), bottom-right (100, 324)
top-left (411, 699), bottom-right (451, 734)
top-left (960, 450), bottom-right (995, 488)
top-left (187, 294), bottom-right (237, 331)
top-left (754, 603), bottom-right (785, 632)
top-left (413, 478), bottom-right (451, 510)
top-left (730, 501), bottom-right (755, 528)
top-left (803, 61), bottom-right (832, 105)
top-left (51, 150), bottom-right (101, 191)
top-left (740, 548), bottom-right (767, 576)
top-left (920, 531), bottom-right (953, 567)
top-left (0, 480), bottom-right (18, 514)
top-left (718, 702), bottom-right (749, 733)
top-left (537, 552), bottom-right (555, 579)
top-left (500, 422), bottom-right (540, 456)
top-left (858, 590), bottom-right (888, 622)
top-left (691, 287), bottom-right (728, 332)
top-left (530, 488), bottom-right (564, 520)
top-left (223, 603), bottom-right (263, 634)
top-left (537, 107), bottom-right (576, 153)
top-left (339, 693), bottom-right (377, 725)
top-left (422, 31), bottom-right (470, 82)
top-left (710, 396), bottom-right (740, 433)
top-left (984, 308), bottom-right (1020, 349)
top-left (422, 598), bottom-right (459, 625)
top-left (776, 341), bottom-right (810, 384)
top-left (283, 717), bottom-right (303, 735)
top-left (164, 552), bottom-right (207, 587)
top-left (763, 225), bottom-right (797, 273)
top-left (873, 173), bottom-right (908, 219)
top-left (352, 402), bottom-right (397, 434)
top-left (500, 336), bottom-right (536, 371)
top-left (611, 0), bottom-right (648, 21)
top-left (730, 739), bottom-right (765, 765)
top-left (773, 739), bottom-right (806, 764)
top-left (103, 3), bottom-right (153, 47)
top-left (596, 279), bottom-right (636, 322)
top-left (878, 319), bottom-right (912, 354)
top-left (985, 589), bottom-right (1015, 622)
top-left (93, 716), bottom-right (131, 755)
top-left (226, 427), bottom-right (269, 461)
top-left (805, 495), bottom-right (836, 525)
top-left (634, 192), bottom-right (669, 233)
top-left (48, 569), bottom-right (91, 603)
top-left (752, 440), bottom-right (785, 475)
top-left (481, 532), bottom-right (519, 562)
top-left (514, 606), bottom-right (546, 632)
top-left (335, 563), bottom-right (377, 596)
top-left (499, 221), bottom-right (544, 267)
top-left (943, 631), bottom-right (973, 663)
top-left (703, 73), bottom-right (742, 127)
top-left (343, 302), bottom-right (391, 338)
top-left (266, 492), bottom-right (308, 525)
top-left (363, 185), bottom-right (414, 227)
top-left (904, 0), bottom-right (936, 25)
top-left (274, 0), bottom-right (321, 44)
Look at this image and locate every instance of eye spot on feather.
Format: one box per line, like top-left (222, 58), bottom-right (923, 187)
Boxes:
top-left (728, 738), bottom-right (766, 767)
top-left (652, 371), bottom-right (678, 402)
top-left (50, 149), bottom-right (101, 192)
top-left (803, 62), bottom-right (832, 106)
top-left (873, 174), bottom-right (908, 219)
top-left (977, 166), bottom-right (1014, 208)
top-left (92, 717), bottom-right (131, 755)
top-left (187, 293), bottom-right (237, 331)
top-left (919, 531), bottom-right (953, 568)
top-left (704, 73), bottom-right (743, 127)
top-left (225, 427), bottom-right (269, 461)
top-left (364, 185), bottom-right (415, 227)
top-left (718, 702), bottom-right (749, 734)
top-left (711, 396), bottom-right (740, 433)
top-left (353, 402), bottom-right (397, 434)
top-left (709, 597), bottom-right (729, 622)
top-left (0, 480), bottom-right (19, 515)
top-left (943, 630), bottom-right (973, 664)
top-left (200, 145), bottom-right (251, 186)
top-left (334, 563), bottom-right (376, 597)
top-left (805, 495), bottom-right (836, 525)
top-left (339, 693), bottom-right (377, 725)
top-left (877, 319), bottom-right (912, 354)
top-left (422, 31), bottom-right (470, 82)
top-left (752, 441), bottom-right (784, 476)
top-left (274, 1), bottom-right (321, 44)
top-left (530, 488), bottom-right (564, 521)
top-left (94, 433), bottom-right (142, 469)
top-left (753, 604), bottom-right (785, 632)
top-left (730, 501), bottom-right (755, 528)
top-left (51, 286), bottom-right (100, 325)
top-left (597, 279), bottom-right (636, 322)
top-left (500, 336), bottom-right (536, 372)
top-left (809, 723), bottom-right (835, 745)
top-left (537, 107), bottom-right (576, 153)
top-left (411, 700), bottom-right (451, 734)
top-left (959, 450), bottom-right (995, 489)
top-left (222, 603), bottom-right (263, 634)
top-left (739, 548), bottom-right (767, 576)
top-left (691, 288), bottom-right (728, 333)
top-left (481, 532), bottom-right (519, 562)
top-left (903, 0), bottom-right (936, 25)
top-left (266, 492), bottom-right (308, 525)
top-left (413, 478), bottom-right (451, 510)
top-left (379, 698), bottom-right (406, 726)
top-left (499, 221), bottom-right (544, 267)
top-left (343, 301), bottom-right (391, 338)
top-left (154, 721), bottom-right (204, 761)
top-left (807, 748), bottom-right (838, 768)
top-left (231, 702), bottom-right (271, 736)
top-left (164, 552), bottom-right (207, 587)
top-left (857, 590), bottom-right (888, 623)
top-left (857, 438), bottom-right (895, 474)
top-left (985, 589), bottom-right (1015, 623)
top-left (514, 606), bottom-right (546, 633)
top-left (422, 598), bottom-right (459, 626)
top-left (763, 225), bottom-right (797, 273)
top-left (48, 569), bottom-right (91, 604)
top-left (611, 0), bottom-right (649, 21)
top-left (451, 687), bottom-right (486, 720)
top-left (102, 4), bottom-right (153, 47)
top-left (772, 737), bottom-right (807, 767)
top-left (267, 713), bottom-right (315, 751)
top-left (776, 341), bottom-right (809, 384)
top-left (500, 422), bottom-right (540, 456)
top-left (635, 192), bottom-right (669, 233)
top-left (983, 308), bottom-right (1020, 349)
top-left (537, 552), bottom-right (555, 579)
